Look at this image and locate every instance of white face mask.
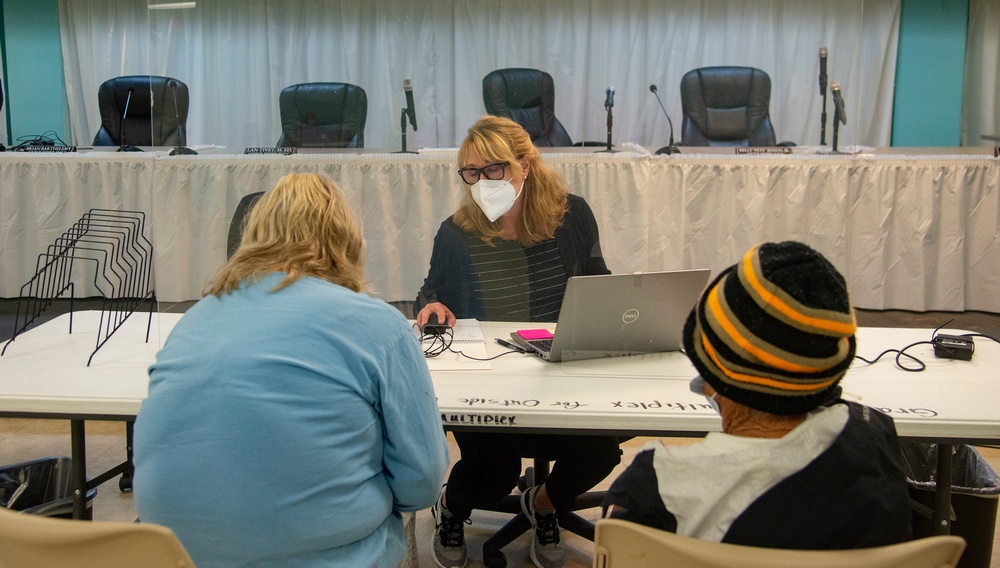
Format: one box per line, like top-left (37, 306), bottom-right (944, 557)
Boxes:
top-left (470, 177), bottom-right (524, 222)
top-left (690, 375), bottom-right (721, 414)
top-left (704, 393), bottom-right (721, 415)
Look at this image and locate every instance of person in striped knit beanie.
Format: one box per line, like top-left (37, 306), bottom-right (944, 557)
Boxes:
top-left (603, 241), bottom-right (912, 549)
top-left (684, 240), bottom-right (857, 417)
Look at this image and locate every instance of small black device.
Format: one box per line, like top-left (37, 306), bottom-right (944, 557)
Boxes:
top-left (422, 313), bottom-right (449, 336)
top-left (932, 333), bottom-right (974, 361)
top-left (495, 337), bottom-right (526, 353)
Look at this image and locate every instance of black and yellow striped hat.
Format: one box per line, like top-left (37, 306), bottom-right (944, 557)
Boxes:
top-left (682, 241), bottom-right (857, 415)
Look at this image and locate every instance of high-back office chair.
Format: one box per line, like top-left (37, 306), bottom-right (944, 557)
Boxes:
top-left (679, 66), bottom-right (779, 147)
top-left (92, 75), bottom-right (189, 147)
top-left (277, 82), bottom-right (367, 148)
top-left (592, 518), bottom-right (966, 568)
top-left (227, 191), bottom-right (265, 258)
top-left (0, 506), bottom-right (196, 568)
top-left (483, 68), bottom-right (602, 147)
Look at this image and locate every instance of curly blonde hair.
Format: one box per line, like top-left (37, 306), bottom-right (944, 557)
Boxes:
top-left (205, 173), bottom-right (367, 296)
top-left (454, 115), bottom-right (568, 246)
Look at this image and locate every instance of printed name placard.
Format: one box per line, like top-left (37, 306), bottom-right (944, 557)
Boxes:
top-left (244, 147), bottom-right (296, 155)
top-left (734, 147), bottom-right (793, 155)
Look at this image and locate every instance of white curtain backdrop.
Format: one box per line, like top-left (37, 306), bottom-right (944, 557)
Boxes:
top-left (58, 0), bottom-right (900, 150)
top-left (962, 0), bottom-right (1000, 146)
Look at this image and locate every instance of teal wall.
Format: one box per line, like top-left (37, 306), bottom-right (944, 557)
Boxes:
top-left (892, 0), bottom-right (969, 146)
top-left (1, 0), bottom-right (68, 145)
top-left (0, 0), bottom-right (976, 148)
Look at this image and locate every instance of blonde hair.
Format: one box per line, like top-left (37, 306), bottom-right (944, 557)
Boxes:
top-left (205, 173), bottom-right (367, 296)
top-left (454, 115), bottom-right (568, 246)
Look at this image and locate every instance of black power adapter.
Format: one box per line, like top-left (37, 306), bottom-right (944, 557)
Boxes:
top-left (932, 334), bottom-right (975, 360)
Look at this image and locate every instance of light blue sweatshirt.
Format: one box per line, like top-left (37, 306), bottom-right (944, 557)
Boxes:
top-left (134, 273), bottom-right (448, 567)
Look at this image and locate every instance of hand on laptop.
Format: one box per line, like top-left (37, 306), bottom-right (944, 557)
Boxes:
top-left (417, 302), bottom-right (456, 330)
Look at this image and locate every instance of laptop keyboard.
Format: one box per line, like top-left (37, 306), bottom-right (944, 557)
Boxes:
top-left (530, 339), bottom-right (553, 351)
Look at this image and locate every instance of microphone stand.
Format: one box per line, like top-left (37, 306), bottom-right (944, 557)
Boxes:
top-left (117, 88), bottom-right (142, 152)
top-left (168, 82), bottom-right (197, 156)
top-left (820, 88), bottom-right (828, 146)
top-left (396, 108), bottom-right (415, 154)
top-left (651, 86), bottom-right (680, 155)
top-left (831, 107), bottom-right (842, 154)
top-left (598, 105), bottom-right (617, 153)
top-left (827, 83), bottom-right (847, 155)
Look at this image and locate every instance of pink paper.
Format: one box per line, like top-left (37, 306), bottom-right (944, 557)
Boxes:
top-left (516, 329), bottom-right (554, 340)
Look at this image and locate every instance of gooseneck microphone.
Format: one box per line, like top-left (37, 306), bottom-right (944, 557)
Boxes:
top-left (830, 82), bottom-right (847, 153)
top-left (396, 79), bottom-right (417, 153)
top-left (819, 47), bottom-right (829, 145)
top-left (168, 81), bottom-right (197, 156)
top-left (117, 88), bottom-right (142, 152)
top-left (649, 84), bottom-right (680, 155)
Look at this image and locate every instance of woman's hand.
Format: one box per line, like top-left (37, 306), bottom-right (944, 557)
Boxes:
top-left (416, 302), bottom-right (457, 328)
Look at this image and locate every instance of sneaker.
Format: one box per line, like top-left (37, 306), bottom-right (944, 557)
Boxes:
top-left (520, 485), bottom-right (565, 568)
top-left (431, 485), bottom-right (467, 568)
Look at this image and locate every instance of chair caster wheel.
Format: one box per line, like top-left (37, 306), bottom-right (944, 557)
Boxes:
top-left (517, 476), bottom-right (528, 492)
top-left (119, 472), bottom-right (133, 492)
top-left (483, 550), bottom-right (507, 568)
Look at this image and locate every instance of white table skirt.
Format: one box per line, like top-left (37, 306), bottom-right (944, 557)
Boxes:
top-left (2, 150), bottom-right (998, 311)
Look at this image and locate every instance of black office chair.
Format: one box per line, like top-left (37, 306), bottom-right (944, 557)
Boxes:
top-left (92, 75), bottom-right (189, 147)
top-left (483, 68), bottom-right (602, 147)
top-left (477, 453), bottom-right (611, 567)
top-left (277, 82), bottom-right (367, 148)
top-left (679, 66), bottom-right (782, 147)
top-left (227, 191), bottom-right (265, 258)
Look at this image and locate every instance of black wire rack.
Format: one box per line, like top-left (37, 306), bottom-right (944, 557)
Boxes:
top-left (1, 209), bottom-right (156, 365)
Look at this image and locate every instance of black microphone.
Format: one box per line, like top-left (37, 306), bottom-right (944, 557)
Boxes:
top-left (117, 88), bottom-right (142, 152)
top-left (819, 47), bottom-right (828, 96)
top-left (168, 80), bottom-right (197, 155)
top-left (649, 84), bottom-right (680, 155)
top-left (403, 79), bottom-right (417, 131)
top-left (831, 83), bottom-right (847, 125)
top-left (604, 86), bottom-right (615, 110)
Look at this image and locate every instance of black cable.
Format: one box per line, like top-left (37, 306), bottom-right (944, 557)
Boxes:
top-left (855, 318), bottom-right (1000, 372)
top-left (853, 340), bottom-right (931, 372)
top-left (444, 343), bottom-right (523, 361)
top-left (414, 323), bottom-right (524, 361)
top-left (959, 332), bottom-right (1000, 345)
top-left (10, 130), bottom-right (70, 150)
top-left (417, 325), bottom-right (454, 358)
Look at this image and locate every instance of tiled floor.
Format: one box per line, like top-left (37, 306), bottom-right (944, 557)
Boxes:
top-left (2, 301), bottom-right (1000, 566)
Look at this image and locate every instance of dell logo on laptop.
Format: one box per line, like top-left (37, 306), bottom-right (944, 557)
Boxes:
top-left (622, 309), bottom-right (639, 323)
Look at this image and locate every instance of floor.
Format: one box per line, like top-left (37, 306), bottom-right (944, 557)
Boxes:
top-left (2, 299), bottom-right (999, 567)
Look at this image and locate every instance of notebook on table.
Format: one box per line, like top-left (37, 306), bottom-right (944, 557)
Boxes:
top-left (509, 269), bottom-right (711, 362)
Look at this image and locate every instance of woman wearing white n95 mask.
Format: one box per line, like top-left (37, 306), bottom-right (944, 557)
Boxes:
top-left (415, 114), bottom-right (611, 326)
top-left (414, 115), bottom-right (620, 568)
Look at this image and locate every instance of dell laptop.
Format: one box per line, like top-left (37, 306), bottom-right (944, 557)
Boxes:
top-left (509, 269), bottom-right (711, 362)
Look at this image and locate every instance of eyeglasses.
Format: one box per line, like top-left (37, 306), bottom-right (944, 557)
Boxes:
top-left (457, 162), bottom-right (509, 185)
